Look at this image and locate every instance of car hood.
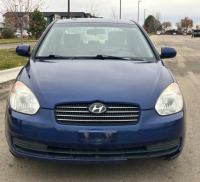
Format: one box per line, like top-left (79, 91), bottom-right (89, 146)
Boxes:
top-left (19, 59), bottom-right (173, 110)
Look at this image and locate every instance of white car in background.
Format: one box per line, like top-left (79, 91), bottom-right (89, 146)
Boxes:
top-left (157, 31), bottom-right (161, 35)
top-left (15, 30), bottom-right (32, 38)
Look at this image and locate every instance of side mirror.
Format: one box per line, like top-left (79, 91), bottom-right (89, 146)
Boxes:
top-left (16, 44), bottom-right (31, 57)
top-left (160, 46), bottom-right (177, 59)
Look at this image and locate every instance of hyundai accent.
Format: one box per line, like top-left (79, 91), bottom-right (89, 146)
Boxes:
top-left (5, 19), bottom-right (185, 163)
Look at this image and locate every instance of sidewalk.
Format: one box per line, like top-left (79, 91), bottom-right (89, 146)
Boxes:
top-left (0, 42), bottom-right (37, 49)
top-left (0, 66), bottom-right (23, 84)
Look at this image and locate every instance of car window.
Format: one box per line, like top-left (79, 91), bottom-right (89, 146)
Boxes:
top-left (37, 23), bottom-right (155, 61)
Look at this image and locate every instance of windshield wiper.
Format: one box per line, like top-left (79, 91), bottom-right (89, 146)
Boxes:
top-left (94, 55), bottom-right (145, 61)
top-left (35, 55), bottom-right (74, 59)
top-left (35, 55), bottom-right (146, 61)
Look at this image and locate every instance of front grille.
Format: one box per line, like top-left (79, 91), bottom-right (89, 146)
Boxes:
top-left (55, 103), bottom-right (140, 125)
top-left (13, 137), bottom-right (181, 160)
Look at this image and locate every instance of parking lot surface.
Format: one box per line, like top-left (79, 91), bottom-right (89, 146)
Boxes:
top-left (0, 42), bottom-right (36, 49)
top-left (0, 35), bottom-right (200, 182)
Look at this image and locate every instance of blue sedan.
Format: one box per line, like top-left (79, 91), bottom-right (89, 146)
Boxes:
top-left (5, 19), bottom-right (185, 163)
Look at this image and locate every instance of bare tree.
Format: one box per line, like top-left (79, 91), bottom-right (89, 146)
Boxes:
top-left (86, 4), bottom-right (101, 17)
top-left (0, 0), bottom-right (46, 44)
top-left (196, 25), bottom-right (200, 30)
top-left (162, 22), bottom-right (172, 29)
top-left (176, 22), bottom-right (182, 33)
top-left (152, 12), bottom-right (162, 32)
top-left (181, 17), bottom-right (193, 33)
top-left (110, 7), bottom-right (118, 19)
top-left (4, 12), bottom-right (17, 29)
top-left (156, 12), bottom-right (161, 22)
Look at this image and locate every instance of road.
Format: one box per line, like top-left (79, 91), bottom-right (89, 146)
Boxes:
top-left (0, 42), bottom-right (37, 49)
top-left (0, 35), bottom-right (200, 182)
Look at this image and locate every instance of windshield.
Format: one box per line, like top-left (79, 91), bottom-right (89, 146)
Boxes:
top-left (36, 23), bottom-right (155, 61)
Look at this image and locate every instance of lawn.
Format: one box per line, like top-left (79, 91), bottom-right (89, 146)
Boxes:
top-left (148, 33), bottom-right (156, 37)
top-left (0, 48), bottom-right (33, 71)
top-left (0, 38), bottom-right (38, 44)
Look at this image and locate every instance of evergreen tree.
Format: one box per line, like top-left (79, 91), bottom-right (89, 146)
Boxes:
top-left (144, 15), bottom-right (162, 33)
top-left (28, 9), bottom-right (47, 39)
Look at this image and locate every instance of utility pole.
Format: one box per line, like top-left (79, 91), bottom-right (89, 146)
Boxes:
top-left (15, 5), bottom-right (18, 12)
top-left (120, 0), bottom-right (121, 19)
top-left (137, 0), bottom-right (141, 23)
top-left (68, 0), bottom-right (70, 19)
top-left (144, 9), bottom-right (147, 23)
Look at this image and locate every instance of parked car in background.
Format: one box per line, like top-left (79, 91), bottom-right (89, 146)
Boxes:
top-left (6, 19), bottom-right (186, 164)
top-left (192, 32), bottom-right (200, 37)
top-left (157, 31), bottom-right (161, 35)
top-left (15, 30), bottom-right (32, 38)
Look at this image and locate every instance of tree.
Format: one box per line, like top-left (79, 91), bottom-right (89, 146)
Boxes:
top-left (4, 12), bottom-right (17, 30)
top-left (162, 22), bottom-right (172, 29)
top-left (181, 17), bottom-right (193, 33)
top-left (142, 24), bottom-right (147, 32)
top-left (2, 28), bottom-right (14, 38)
top-left (110, 7), bottom-right (118, 19)
top-left (28, 9), bottom-right (46, 39)
top-left (144, 15), bottom-right (162, 33)
top-left (196, 25), bottom-right (200, 30)
top-left (86, 4), bottom-right (101, 17)
top-left (176, 22), bottom-right (182, 33)
top-left (0, 0), bottom-right (46, 44)
top-left (155, 12), bottom-right (161, 22)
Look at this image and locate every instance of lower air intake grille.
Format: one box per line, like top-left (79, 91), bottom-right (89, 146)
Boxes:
top-left (13, 137), bottom-right (181, 160)
top-left (55, 103), bottom-right (140, 125)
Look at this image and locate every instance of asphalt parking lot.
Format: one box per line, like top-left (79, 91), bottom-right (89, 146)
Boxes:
top-left (0, 35), bottom-right (200, 182)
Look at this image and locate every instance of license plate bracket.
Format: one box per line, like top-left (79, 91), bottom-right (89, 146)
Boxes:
top-left (78, 130), bottom-right (117, 143)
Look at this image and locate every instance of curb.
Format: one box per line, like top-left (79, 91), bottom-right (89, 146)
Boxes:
top-left (0, 66), bottom-right (23, 84)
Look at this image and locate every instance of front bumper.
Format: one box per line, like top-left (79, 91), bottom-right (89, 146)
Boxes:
top-left (5, 106), bottom-right (186, 163)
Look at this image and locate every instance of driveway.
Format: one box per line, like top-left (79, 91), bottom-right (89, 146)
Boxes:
top-left (0, 35), bottom-right (200, 182)
top-left (0, 42), bottom-right (37, 49)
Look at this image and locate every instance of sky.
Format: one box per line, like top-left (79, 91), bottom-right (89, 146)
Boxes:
top-left (41, 0), bottom-right (200, 27)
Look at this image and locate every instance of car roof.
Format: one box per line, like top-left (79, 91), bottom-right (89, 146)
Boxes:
top-left (55, 18), bottom-right (136, 25)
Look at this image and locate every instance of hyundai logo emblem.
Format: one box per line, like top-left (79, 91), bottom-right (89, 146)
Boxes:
top-left (89, 103), bottom-right (107, 114)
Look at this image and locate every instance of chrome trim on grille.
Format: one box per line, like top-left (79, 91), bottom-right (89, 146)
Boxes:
top-left (55, 103), bottom-right (140, 125)
top-left (56, 110), bottom-right (90, 113)
top-left (107, 107), bottom-right (138, 109)
top-left (106, 111), bottom-right (139, 113)
top-left (56, 115), bottom-right (139, 118)
top-left (56, 106), bottom-right (88, 109)
top-left (57, 119), bottom-right (138, 122)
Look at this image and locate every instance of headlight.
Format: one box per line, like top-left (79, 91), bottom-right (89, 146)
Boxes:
top-left (155, 83), bottom-right (183, 116)
top-left (10, 81), bottom-right (40, 115)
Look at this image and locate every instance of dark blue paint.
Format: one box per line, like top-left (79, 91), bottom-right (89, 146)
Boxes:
top-left (160, 46), bottom-right (177, 59)
top-left (16, 44), bottom-right (30, 57)
top-left (17, 60), bottom-right (173, 110)
top-left (5, 20), bottom-right (186, 163)
top-left (6, 105), bottom-right (186, 162)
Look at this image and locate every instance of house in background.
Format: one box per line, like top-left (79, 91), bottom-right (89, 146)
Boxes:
top-left (3, 12), bottom-right (30, 30)
top-left (3, 12), bottom-right (100, 29)
top-left (41, 12), bottom-right (99, 26)
top-left (0, 22), bottom-right (6, 33)
top-left (193, 22), bottom-right (200, 30)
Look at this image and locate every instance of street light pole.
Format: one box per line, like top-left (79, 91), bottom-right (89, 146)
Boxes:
top-left (120, 0), bottom-right (121, 19)
top-left (68, 0), bottom-right (70, 19)
top-left (144, 9), bottom-right (147, 23)
top-left (137, 0), bottom-right (141, 23)
top-left (15, 5), bottom-right (18, 12)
